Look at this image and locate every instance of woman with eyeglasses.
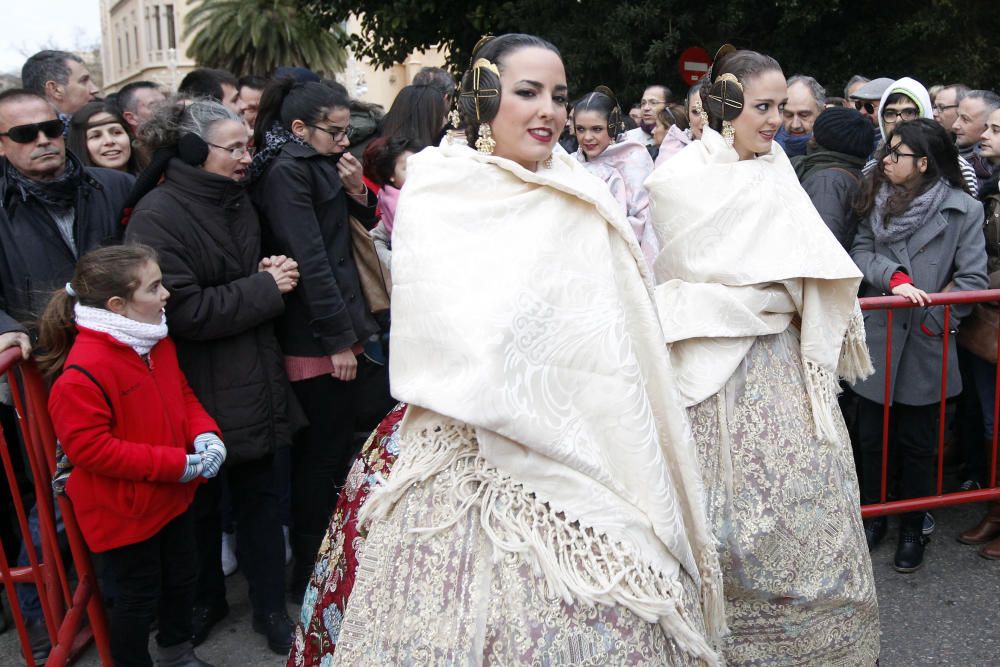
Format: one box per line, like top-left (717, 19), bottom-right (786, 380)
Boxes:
top-left (123, 97), bottom-right (302, 653)
top-left (850, 118), bottom-right (988, 572)
top-left (862, 78), bottom-right (979, 196)
top-left (248, 79), bottom-right (394, 600)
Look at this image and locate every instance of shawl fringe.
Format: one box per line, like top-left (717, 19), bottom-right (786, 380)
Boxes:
top-left (839, 305), bottom-right (875, 384)
top-left (359, 422), bottom-right (723, 666)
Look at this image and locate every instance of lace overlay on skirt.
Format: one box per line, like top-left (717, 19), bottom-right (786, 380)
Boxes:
top-left (332, 419), bottom-right (711, 666)
top-left (688, 330), bottom-right (880, 666)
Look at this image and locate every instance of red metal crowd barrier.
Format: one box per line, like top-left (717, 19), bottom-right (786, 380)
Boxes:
top-left (859, 288), bottom-right (1000, 519)
top-left (0, 347), bottom-right (111, 666)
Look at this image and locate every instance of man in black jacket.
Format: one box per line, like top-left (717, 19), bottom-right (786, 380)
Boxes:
top-left (0, 87), bottom-right (132, 663)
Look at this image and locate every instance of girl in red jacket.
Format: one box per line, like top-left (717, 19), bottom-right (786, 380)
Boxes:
top-left (38, 244), bottom-right (226, 667)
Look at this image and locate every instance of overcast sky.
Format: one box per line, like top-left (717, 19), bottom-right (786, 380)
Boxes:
top-left (0, 0), bottom-right (102, 75)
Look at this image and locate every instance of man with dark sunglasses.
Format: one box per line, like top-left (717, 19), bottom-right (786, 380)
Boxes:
top-left (0, 88), bottom-right (134, 664)
top-left (849, 77), bottom-right (893, 128)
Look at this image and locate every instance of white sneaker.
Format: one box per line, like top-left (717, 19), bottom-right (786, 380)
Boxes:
top-left (283, 526), bottom-right (292, 566)
top-left (221, 531), bottom-right (238, 576)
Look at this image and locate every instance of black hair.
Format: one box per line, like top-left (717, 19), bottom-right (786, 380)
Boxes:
top-left (117, 81), bottom-right (162, 115)
top-left (238, 75), bottom-right (268, 92)
top-left (253, 78), bottom-right (351, 149)
top-left (857, 118), bottom-right (969, 219)
top-left (380, 84), bottom-right (447, 146)
top-left (572, 90), bottom-right (623, 141)
top-left (412, 67), bottom-right (456, 98)
top-left (67, 100), bottom-right (137, 172)
top-left (178, 68), bottom-right (236, 101)
top-left (699, 49), bottom-right (783, 133)
top-left (884, 92), bottom-right (918, 108)
top-left (457, 33), bottom-right (561, 149)
top-left (362, 135), bottom-right (426, 186)
top-left (21, 50), bottom-right (82, 93)
top-left (644, 84), bottom-right (673, 104)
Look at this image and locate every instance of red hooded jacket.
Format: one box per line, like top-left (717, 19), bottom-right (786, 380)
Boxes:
top-left (48, 328), bottom-right (218, 552)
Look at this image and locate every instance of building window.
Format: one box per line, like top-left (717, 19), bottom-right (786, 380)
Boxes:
top-left (117, 36), bottom-right (123, 73)
top-left (165, 5), bottom-right (176, 49)
top-left (134, 26), bottom-right (139, 62)
top-left (125, 30), bottom-right (131, 67)
top-left (154, 6), bottom-right (162, 50)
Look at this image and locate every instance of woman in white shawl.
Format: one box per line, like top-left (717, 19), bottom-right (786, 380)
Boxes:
top-left (329, 34), bottom-right (724, 666)
top-left (571, 88), bottom-right (658, 267)
top-left (645, 47), bottom-right (880, 665)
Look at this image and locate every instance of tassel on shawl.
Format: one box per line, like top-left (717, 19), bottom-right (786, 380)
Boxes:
top-left (360, 422), bottom-right (723, 666)
top-left (838, 303), bottom-right (875, 384)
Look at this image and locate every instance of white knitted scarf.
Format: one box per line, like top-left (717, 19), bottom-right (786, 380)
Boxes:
top-left (74, 304), bottom-right (168, 356)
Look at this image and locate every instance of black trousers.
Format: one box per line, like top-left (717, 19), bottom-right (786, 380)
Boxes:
top-left (857, 397), bottom-right (939, 532)
top-left (290, 358), bottom-right (392, 579)
top-left (102, 510), bottom-right (197, 667)
top-left (193, 455), bottom-right (284, 615)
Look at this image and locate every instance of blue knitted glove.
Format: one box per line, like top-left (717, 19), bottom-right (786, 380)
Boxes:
top-left (179, 454), bottom-right (204, 483)
top-left (194, 433), bottom-right (227, 479)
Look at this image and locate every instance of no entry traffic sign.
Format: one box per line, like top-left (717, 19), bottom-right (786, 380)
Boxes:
top-left (678, 46), bottom-right (712, 85)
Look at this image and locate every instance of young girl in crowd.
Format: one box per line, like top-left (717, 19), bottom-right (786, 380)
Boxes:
top-left (363, 135), bottom-right (424, 275)
top-left (851, 118), bottom-right (987, 572)
top-left (650, 103), bottom-right (690, 163)
top-left (39, 244), bottom-right (226, 667)
top-left (571, 88), bottom-right (658, 267)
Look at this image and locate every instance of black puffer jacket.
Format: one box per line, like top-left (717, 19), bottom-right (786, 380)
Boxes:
top-left (0, 154), bottom-right (131, 333)
top-left (125, 159), bottom-right (295, 464)
top-left (250, 142), bottom-right (380, 357)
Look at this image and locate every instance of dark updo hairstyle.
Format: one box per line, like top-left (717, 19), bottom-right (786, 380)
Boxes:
top-left (253, 78), bottom-right (351, 149)
top-left (36, 243), bottom-right (159, 379)
top-left (363, 135), bottom-right (426, 186)
top-left (698, 47), bottom-right (782, 133)
top-left (856, 118), bottom-right (969, 220)
top-left (67, 100), bottom-right (137, 172)
top-left (457, 33), bottom-right (562, 150)
top-left (572, 87), bottom-right (625, 141)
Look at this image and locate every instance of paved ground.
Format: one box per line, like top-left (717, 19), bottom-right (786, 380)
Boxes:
top-left (1, 504), bottom-right (998, 665)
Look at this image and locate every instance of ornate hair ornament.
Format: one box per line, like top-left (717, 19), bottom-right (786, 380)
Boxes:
top-left (594, 85), bottom-right (624, 139)
top-left (461, 57), bottom-right (500, 123)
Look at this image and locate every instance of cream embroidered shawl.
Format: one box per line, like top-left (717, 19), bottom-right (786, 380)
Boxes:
top-left (646, 128), bottom-right (873, 443)
top-left (383, 139), bottom-right (723, 660)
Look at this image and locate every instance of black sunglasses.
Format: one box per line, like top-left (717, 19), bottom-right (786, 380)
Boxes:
top-left (853, 100), bottom-right (875, 115)
top-left (0, 119), bottom-right (65, 143)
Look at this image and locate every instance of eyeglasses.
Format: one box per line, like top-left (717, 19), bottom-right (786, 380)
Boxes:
top-left (639, 99), bottom-right (665, 109)
top-left (206, 142), bottom-right (249, 160)
top-left (307, 124), bottom-right (351, 141)
top-left (0, 119), bottom-right (64, 143)
top-left (853, 100), bottom-right (875, 114)
top-left (933, 104), bottom-right (958, 114)
top-left (885, 146), bottom-right (922, 163)
top-left (882, 108), bottom-right (919, 123)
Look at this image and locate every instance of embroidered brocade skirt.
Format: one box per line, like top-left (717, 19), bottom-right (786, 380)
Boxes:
top-left (312, 417), bottom-right (710, 666)
top-left (688, 330), bottom-right (880, 666)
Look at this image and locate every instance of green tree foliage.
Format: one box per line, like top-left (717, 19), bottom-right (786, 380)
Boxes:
top-left (302, 0), bottom-right (999, 104)
top-left (186, 0), bottom-right (348, 77)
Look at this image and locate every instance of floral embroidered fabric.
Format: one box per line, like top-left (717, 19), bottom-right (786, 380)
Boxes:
top-left (288, 403), bottom-right (406, 666)
top-left (688, 331), bottom-right (880, 665)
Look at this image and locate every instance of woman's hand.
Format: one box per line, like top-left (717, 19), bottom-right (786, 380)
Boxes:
top-left (330, 348), bottom-right (358, 381)
top-left (892, 283), bottom-right (932, 306)
top-left (259, 255), bottom-right (300, 294)
top-left (337, 153), bottom-right (365, 195)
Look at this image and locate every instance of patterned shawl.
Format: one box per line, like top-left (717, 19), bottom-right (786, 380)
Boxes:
top-left (646, 127), bottom-right (873, 444)
top-left (368, 138), bottom-right (725, 663)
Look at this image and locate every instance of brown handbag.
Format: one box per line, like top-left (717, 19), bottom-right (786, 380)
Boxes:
top-left (349, 216), bottom-right (392, 314)
top-left (957, 271), bottom-right (1000, 364)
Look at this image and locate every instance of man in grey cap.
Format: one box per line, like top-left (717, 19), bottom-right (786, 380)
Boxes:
top-left (849, 77), bottom-right (894, 127)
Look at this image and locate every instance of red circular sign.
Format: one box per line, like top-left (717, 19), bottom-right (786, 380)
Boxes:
top-left (678, 46), bottom-right (712, 85)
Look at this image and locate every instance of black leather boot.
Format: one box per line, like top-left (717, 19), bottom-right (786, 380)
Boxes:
top-left (864, 517), bottom-right (887, 551)
top-left (894, 528), bottom-right (928, 573)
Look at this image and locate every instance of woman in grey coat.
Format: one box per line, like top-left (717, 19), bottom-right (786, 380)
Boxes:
top-left (851, 118), bottom-right (988, 573)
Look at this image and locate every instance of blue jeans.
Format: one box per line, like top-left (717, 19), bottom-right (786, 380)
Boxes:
top-left (15, 501), bottom-right (65, 621)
